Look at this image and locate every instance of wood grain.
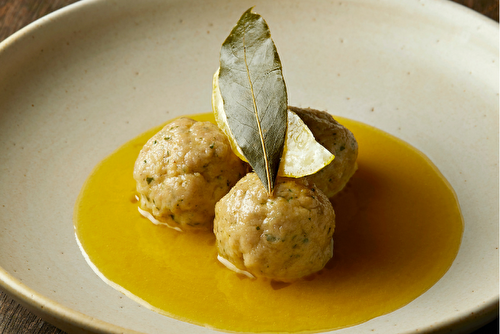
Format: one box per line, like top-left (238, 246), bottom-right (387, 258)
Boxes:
top-left (0, 0), bottom-right (498, 333)
top-left (0, 293), bottom-right (65, 333)
top-left (0, 0), bottom-right (80, 42)
top-left (455, 0), bottom-right (499, 21)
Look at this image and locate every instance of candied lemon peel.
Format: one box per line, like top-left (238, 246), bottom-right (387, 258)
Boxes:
top-left (212, 69), bottom-right (334, 178)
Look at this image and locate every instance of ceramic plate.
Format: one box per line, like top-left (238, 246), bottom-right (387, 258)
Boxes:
top-left (0, 0), bottom-right (497, 333)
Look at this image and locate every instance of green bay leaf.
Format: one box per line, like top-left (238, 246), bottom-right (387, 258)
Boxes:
top-left (218, 8), bottom-right (287, 194)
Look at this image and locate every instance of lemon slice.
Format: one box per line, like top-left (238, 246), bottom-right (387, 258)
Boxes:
top-left (278, 111), bottom-right (335, 177)
top-left (212, 69), bottom-right (247, 162)
top-left (212, 69), bottom-right (334, 178)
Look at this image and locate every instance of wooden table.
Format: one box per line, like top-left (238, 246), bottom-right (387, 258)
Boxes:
top-left (0, 0), bottom-right (498, 333)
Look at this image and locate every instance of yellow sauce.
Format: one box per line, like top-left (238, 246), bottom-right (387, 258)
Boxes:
top-left (74, 113), bottom-right (463, 333)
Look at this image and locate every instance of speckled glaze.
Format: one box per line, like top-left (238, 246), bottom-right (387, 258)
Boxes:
top-left (0, 0), bottom-right (497, 333)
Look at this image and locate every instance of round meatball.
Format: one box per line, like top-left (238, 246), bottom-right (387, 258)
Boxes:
top-left (133, 117), bottom-right (247, 230)
top-left (214, 173), bottom-right (335, 282)
top-left (289, 106), bottom-right (358, 198)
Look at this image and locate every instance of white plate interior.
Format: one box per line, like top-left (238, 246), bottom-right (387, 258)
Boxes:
top-left (0, 0), bottom-right (498, 333)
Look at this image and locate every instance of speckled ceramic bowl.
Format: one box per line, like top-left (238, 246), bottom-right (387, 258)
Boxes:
top-left (0, 0), bottom-right (497, 333)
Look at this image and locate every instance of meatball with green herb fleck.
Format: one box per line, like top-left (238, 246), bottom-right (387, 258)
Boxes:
top-left (290, 106), bottom-right (358, 198)
top-left (133, 117), bottom-right (247, 231)
top-left (214, 173), bottom-right (335, 282)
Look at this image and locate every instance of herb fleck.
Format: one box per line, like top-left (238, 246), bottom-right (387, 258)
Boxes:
top-left (266, 234), bottom-right (278, 242)
top-left (146, 177), bottom-right (154, 184)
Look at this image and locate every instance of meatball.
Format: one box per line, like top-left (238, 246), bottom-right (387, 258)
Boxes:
top-left (214, 173), bottom-right (335, 282)
top-left (289, 106), bottom-right (358, 198)
top-left (133, 117), bottom-right (247, 230)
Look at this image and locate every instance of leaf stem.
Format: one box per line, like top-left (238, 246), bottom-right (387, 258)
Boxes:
top-left (243, 38), bottom-right (273, 195)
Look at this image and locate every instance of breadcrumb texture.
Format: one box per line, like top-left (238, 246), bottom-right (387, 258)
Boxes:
top-left (133, 117), bottom-right (247, 230)
top-left (214, 173), bottom-right (335, 282)
top-left (290, 106), bottom-right (358, 197)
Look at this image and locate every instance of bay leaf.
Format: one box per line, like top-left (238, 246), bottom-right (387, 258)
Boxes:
top-left (218, 8), bottom-right (287, 194)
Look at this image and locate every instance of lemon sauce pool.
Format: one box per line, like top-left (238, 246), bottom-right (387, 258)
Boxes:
top-left (74, 113), bottom-right (463, 333)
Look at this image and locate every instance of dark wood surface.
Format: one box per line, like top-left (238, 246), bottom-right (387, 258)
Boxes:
top-left (0, 0), bottom-right (498, 333)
